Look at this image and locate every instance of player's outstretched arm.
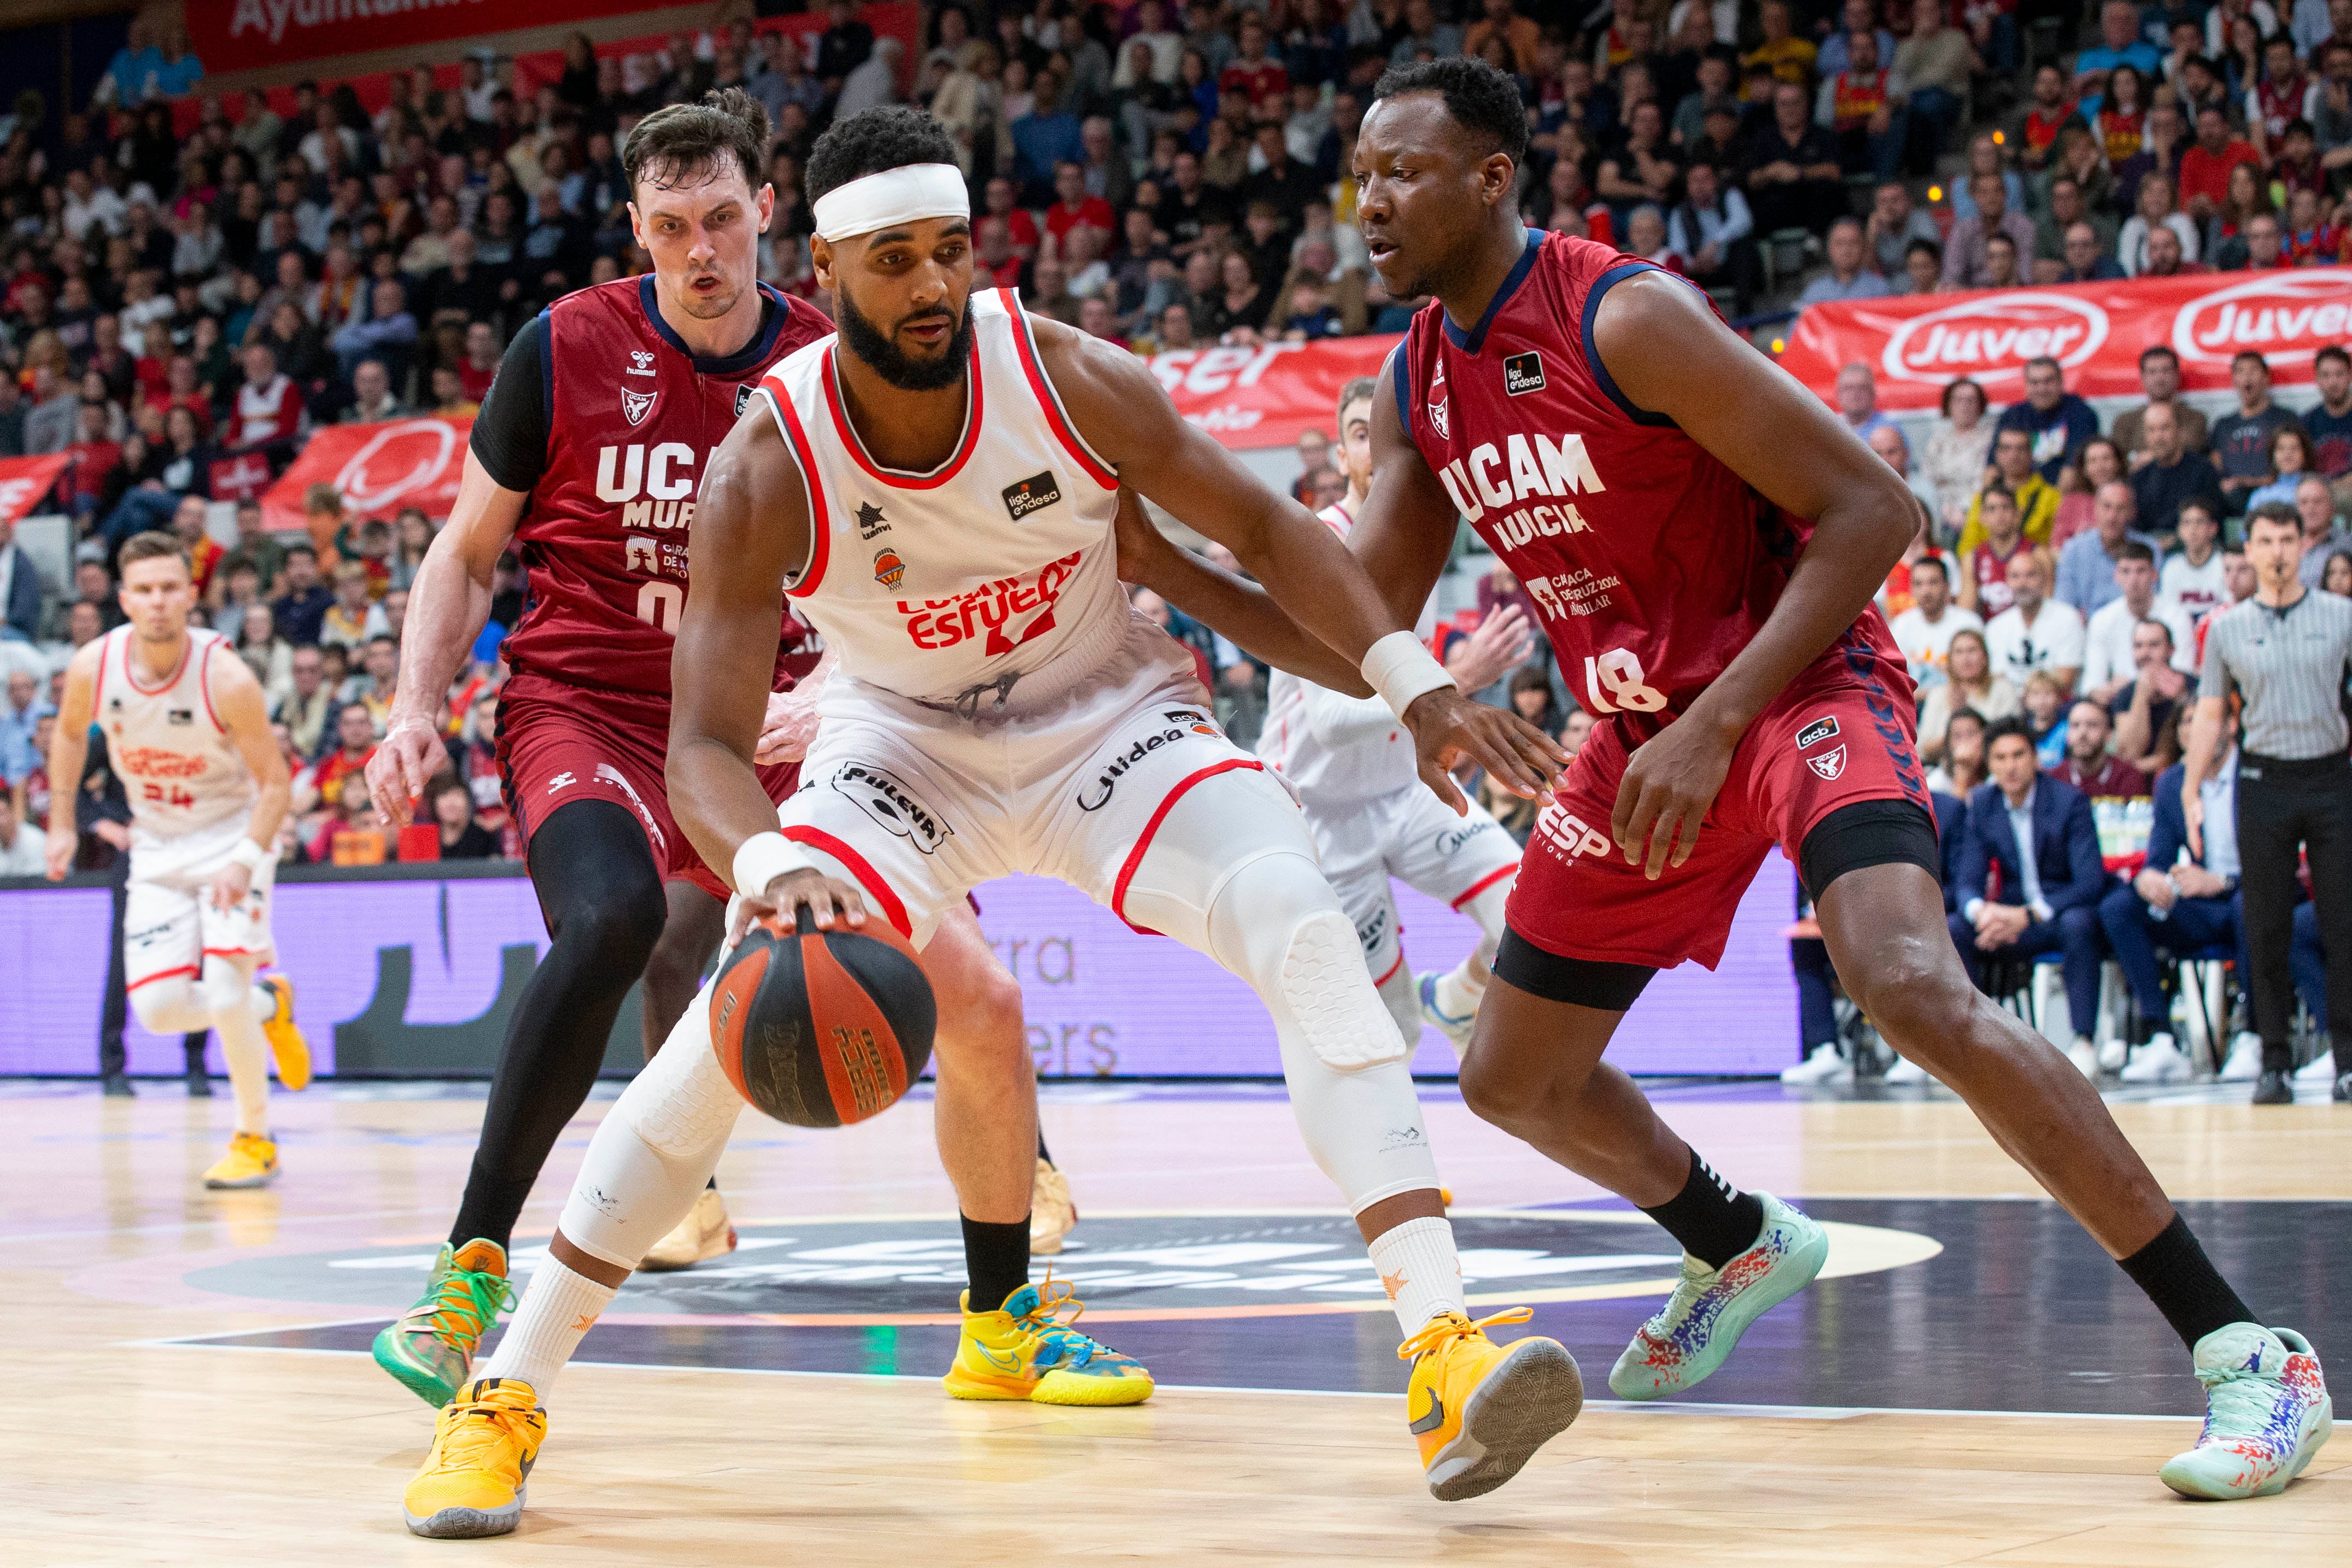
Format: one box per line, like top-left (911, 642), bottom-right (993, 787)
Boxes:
top-left (1035, 319), bottom-right (1560, 806)
top-left (208, 653), bottom-right (291, 909)
top-left (42, 641), bottom-right (100, 880)
top-left (1111, 485), bottom-right (1372, 694)
top-left (671, 405), bottom-right (863, 937)
top-left (367, 448), bottom-right (528, 828)
top-left (1592, 270), bottom-right (1922, 877)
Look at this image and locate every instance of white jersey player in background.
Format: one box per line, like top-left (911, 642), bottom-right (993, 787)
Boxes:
top-left (46, 531), bottom-right (310, 1188)
top-left (399, 112), bottom-right (1582, 1541)
top-left (1258, 378), bottom-right (1533, 1052)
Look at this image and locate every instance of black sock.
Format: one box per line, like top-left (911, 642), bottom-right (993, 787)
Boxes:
top-left (2119, 1212), bottom-right (2257, 1351)
top-left (1035, 1130), bottom-right (1054, 1167)
top-left (962, 1213), bottom-right (1031, 1312)
top-left (1641, 1149), bottom-right (1766, 1271)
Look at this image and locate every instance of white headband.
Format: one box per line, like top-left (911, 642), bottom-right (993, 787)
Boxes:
top-left (812, 163), bottom-right (971, 242)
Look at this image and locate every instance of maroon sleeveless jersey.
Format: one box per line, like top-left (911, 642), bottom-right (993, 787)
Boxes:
top-left (1395, 231), bottom-right (1906, 725)
top-left (500, 276), bottom-right (834, 697)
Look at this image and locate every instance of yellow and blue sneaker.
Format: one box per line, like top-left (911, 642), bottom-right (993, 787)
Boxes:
top-left (1608, 1193), bottom-right (1827, 1401)
top-left (373, 1239), bottom-right (515, 1407)
top-left (942, 1275), bottom-right (1154, 1406)
top-left (1401, 1307), bottom-right (1583, 1500)
top-left (257, 974), bottom-right (310, 1091)
top-left (2160, 1324), bottom-right (2332, 1500)
top-left (402, 1377), bottom-right (546, 1539)
top-left (202, 1131), bottom-right (278, 1190)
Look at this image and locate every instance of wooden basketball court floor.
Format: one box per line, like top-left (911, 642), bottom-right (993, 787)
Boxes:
top-left (5, 1074), bottom-right (2346, 1566)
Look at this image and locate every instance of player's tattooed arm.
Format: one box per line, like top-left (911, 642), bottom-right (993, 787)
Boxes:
top-left (42, 640), bottom-right (101, 880)
top-left (1593, 270), bottom-right (1921, 877)
top-left (669, 401), bottom-right (832, 908)
top-left (1035, 318), bottom-right (1561, 803)
top-left (1111, 487), bottom-right (1373, 694)
top-left (368, 449), bottom-right (529, 828)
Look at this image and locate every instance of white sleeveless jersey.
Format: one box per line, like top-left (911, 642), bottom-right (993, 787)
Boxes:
top-left (758, 288), bottom-right (1128, 710)
top-left (1257, 502), bottom-right (1421, 807)
top-left (92, 625), bottom-right (255, 845)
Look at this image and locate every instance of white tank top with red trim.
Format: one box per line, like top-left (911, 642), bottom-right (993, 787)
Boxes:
top-left (757, 288), bottom-right (1127, 712)
top-left (93, 625), bottom-right (254, 845)
top-left (1257, 501), bottom-right (1421, 806)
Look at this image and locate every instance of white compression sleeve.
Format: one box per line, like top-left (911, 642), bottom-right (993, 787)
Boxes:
top-left (1375, 957), bottom-right (1423, 1049)
top-left (201, 957), bottom-right (271, 1136)
top-left (553, 977), bottom-right (746, 1273)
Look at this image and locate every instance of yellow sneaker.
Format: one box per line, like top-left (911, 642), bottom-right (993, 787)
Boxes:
top-left (258, 975), bottom-right (311, 1091)
top-left (202, 1131), bottom-right (279, 1190)
top-left (1030, 1157), bottom-right (1077, 1256)
top-left (941, 1274), bottom-right (1154, 1406)
top-left (1400, 1308), bottom-right (1583, 1501)
top-left (638, 1186), bottom-right (738, 1272)
top-left (402, 1377), bottom-right (547, 1539)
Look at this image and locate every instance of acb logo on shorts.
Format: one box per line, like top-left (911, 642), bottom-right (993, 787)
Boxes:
top-left (1534, 801), bottom-right (1611, 862)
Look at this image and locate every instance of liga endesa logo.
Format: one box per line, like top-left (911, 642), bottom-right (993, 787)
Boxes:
top-left (2171, 270), bottom-right (2352, 371)
top-left (1879, 293), bottom-right (2108, 385)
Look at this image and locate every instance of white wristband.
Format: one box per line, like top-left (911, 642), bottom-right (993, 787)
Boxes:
top-left (733, 830), bottom-right (821, 902)
top-left (229, 839), bottom-right (271, 872)
top-left (1360, 630), bottom-right (1457, 722)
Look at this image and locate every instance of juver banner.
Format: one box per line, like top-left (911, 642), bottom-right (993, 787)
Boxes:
top-left (259, 414), bottom-right (472, 534)
top-left (1780, 268), bottom-right (2352, 411)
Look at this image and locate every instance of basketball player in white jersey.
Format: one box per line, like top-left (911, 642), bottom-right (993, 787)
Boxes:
top-left (400, 109), bottom-right (1579, 1539)
top-left (45, 532), bottom-right (311, 1187)
top-left (1256, 377), bottom-right (1533, 1052)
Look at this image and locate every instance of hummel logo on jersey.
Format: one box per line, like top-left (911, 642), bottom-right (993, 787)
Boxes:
top-left (856, 501), bottom-right (890, 540)
top-left (621, 388), bottom-right (656, 426)
top-left (547, 772), bottom-right (577, 793)
top-left (627, 350), bottom-right (655, 377)
top-left (1796, 716), bottom-right (1840, 750)
top-left (1427, 358), bottom-right (1450, 440)
top-left (1503, 352), bottom-right (1546, 395)
top-left (1807, 746), bottom-right (1848, 781)
top-left (1002, 470), bottom-right (1063, 521)
top-left (734, 383), bottom-right (755, 417)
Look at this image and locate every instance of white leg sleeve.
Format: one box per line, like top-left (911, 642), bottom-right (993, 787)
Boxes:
top-left (129, 972), bottom-right (211, 1037)
top-left (1122, 768), bottom-right (1443, 1214)
top-left (554, 976), bottom-right (746, 1273)
top-left (201, 956), bottom-right (271, 1136)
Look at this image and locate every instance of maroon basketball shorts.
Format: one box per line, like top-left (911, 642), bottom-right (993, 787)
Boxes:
top-left (496, 672), bottom-right (800, 904)
top-left (1505, 638), bottom-right (1934, 975)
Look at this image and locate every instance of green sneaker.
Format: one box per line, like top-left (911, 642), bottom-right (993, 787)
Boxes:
top-left (1607, 1193), bottom-right (1828, 1401)
top-left (373, 1239), bottom-right (515, 1407)
top-left (2160, 1324), bottom-right (2332, 1500)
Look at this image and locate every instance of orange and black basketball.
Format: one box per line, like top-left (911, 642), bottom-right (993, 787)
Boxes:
top-left (709, 908), bottom-right (936, 1128)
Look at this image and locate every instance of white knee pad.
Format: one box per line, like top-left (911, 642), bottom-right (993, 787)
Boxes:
top-left (557, 978), bottom-right (744, 1272)
top-left (1376, 958), bottom-right (1422, 1048)
top-left (130, 974), bottom-right (210, 1036)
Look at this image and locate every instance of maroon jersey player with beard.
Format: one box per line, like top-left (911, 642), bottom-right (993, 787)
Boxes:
top-left (364, 91), bottom-right (1056, 1413)
top-left (1342, 58), bottom-right (2325, 1499)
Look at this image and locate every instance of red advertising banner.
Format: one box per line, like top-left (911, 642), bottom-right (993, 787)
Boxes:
top-left (1149, 334), bottom-right (1401, 450)
top-left (0, 454), bottom-right (69, 528)
top-left (1780, 267), bottom-right (2352, 412)
top-left (260, 415), bottom-right (473, 535)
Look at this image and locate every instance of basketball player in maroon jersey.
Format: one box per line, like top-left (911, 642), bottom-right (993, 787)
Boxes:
top-left (1342, 60), bottom-right (2327, 1499)
top-left (364, 92), bottom-right (1102, 1413)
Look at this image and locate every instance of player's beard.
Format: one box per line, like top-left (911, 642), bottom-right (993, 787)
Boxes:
top-left (837, 289), bottom-right (973, 392)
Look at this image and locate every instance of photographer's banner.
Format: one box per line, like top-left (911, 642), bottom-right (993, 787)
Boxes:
top-left (1149, 334), bottom-right (1402, 450)
top-left (1780, 268), bottom-right (2352, 411)
top-left (259, 414), bottom-right (472, 535)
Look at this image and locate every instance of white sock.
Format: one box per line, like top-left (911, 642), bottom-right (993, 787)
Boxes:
top-left (207, 968), bottom-right (272, 1138)
top-left (477, 1255), bottom-right (618, 1397)
top-left (1432, 962), bottom-right (1487, 1023)
top-left (1368, 1216), bottom-right (1467, 1337)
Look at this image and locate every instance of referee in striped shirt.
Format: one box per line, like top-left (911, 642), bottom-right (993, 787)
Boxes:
top-left (2185, 502), bottom-right (2352, 1104)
